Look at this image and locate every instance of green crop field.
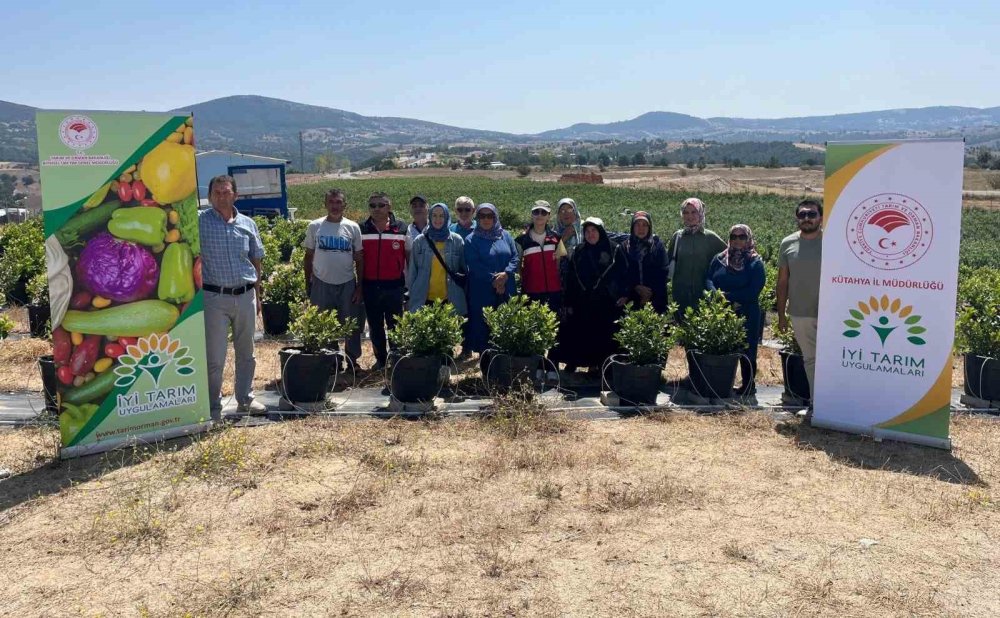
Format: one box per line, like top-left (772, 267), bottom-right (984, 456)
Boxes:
top-left (288, 177), bottom-right (1000, 269)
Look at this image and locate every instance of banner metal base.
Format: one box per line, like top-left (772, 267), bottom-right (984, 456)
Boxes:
top-left (59, 422), bottom-right (213, 460)
top-left (810, 416), bottom-right (951, 450)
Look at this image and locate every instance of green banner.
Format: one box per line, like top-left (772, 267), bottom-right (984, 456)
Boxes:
top-left (36, 111), bottom-right (210, 457)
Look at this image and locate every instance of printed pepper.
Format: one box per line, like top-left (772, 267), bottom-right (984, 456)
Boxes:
top-left (107, 207), bottom-right (166, 246)
top-left (60, 402), bottom-right (99, 445)
top-left (158, 242), bottom-right (195, 304)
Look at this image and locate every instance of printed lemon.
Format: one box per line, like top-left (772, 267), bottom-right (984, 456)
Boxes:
top-left (139, 141), bottom-right (196, 205)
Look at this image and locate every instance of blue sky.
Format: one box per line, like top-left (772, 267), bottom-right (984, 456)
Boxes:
top-left (4, 0), bottom-right (998, 133)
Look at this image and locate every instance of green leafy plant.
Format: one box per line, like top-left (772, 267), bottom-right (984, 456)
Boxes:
top-left (26, 271), bottom-right (49, 306)
top-left (289, 303), bottom-right (356, 353)
top-left (0, 219), bottom-right (45, 301)
top-left (389, 299), bottom-right (466, 357)
top-left (0, 314), bottom-right (13, 339)
top-left (957, 304), bottom-right (1000, 357)
top-left (484, 295), bottom-right (558, 357)
top-left (262, 263), bottom-right (305, 305)
top-left (614, 303), bottom-right (674, 365)
top-left (774, 323), bottom-right (803, 355)
top-left (956, 267), bottom-right (1000, 357)
top-left (675, 289), bottom-right (747, 355)
top-left (759, 261), bottom-right (778, 309)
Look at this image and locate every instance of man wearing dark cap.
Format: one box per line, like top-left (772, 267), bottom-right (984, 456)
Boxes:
top-left (407, 195), bottom-right (429, 243)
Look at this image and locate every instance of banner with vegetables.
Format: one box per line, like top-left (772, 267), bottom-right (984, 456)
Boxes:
top-left (36, 111), bottom-right (210, 458)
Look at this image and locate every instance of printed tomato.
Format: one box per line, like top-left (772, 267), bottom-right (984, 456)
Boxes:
top-left (117, 181), bottom-right (134, 203)
top-left (104, 342), bottom-right (125, 359)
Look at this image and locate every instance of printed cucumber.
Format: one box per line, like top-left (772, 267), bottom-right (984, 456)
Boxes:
top-left (61, 300), bottom-right (180, 337)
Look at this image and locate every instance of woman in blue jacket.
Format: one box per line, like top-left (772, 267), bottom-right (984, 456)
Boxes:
top-left (464, 203), bottom-right (518, 353)
top-left (705, 224), bottom-right (766, 397)
top-left (407, 203), bottom-right (467, 315)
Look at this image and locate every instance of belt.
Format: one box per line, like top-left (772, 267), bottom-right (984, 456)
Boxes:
top-left (203, 282), bottom-right (255, 295)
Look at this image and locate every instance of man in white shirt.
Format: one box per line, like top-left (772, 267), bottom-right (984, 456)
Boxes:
top-left (303, 188), bottom-right (365, 365)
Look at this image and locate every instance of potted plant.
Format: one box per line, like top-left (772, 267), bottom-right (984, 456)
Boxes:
top-left (775, 323), bottom-right (811, 405)
top-left (957, 305), bottom-right (1000, 402)
top-left (482, 295), bottom-right (558, 393)
top-left (25, 271), bottom-right (51, 338)
top-left (279, 303), bottom-right (356, 403)
top-left (0, 219), bottom-right (45, 306)
top-left (387, 299), bottom-right (466, 403)
top-left (611, 303), bottom-right (674, 405)
top-left (675, 289), bottom-right (748, 399)
top-left (262, 262), bottom-right (305, 336)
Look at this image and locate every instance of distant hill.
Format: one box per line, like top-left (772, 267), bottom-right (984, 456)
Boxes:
top-left (2, 96), bottom-right (999, 167)
top-left (0, 100), bottom-right (40, 163)
top-left (535, 111), bottom-right (710, 140)
top-left (542, 106), bottom-right (1000, 142)
top-left (171, 95), bottom-right (517, 166)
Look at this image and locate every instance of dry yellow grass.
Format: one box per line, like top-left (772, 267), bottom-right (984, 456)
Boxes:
top-left (1, 411), bottom-right (997, 616)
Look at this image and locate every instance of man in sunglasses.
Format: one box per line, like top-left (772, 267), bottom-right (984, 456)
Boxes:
top-left (360, 192), bottom-right (408, 371)
top-left (777, 199), bottom-right (823, 405)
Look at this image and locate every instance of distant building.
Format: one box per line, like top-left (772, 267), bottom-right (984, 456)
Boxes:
top-left (194, 151), bottom-right (290, 201)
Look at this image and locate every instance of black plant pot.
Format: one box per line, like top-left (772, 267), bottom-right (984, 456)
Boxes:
top-left (27, 304), bottom-right (50, 338)
top-left (278, 347), bottom-right (336, 402)
top-left (686, 350), bottom-right (739, 399)
top-left (390, 354), bottom-right (444, 402)
top-left (779, 350), bottom-right (811, 403)
top-left (964, 353), bottom-right (1000, 401)
top-left (612, 361), bottom-right (663, 405)
top-left (5, 277), bottom-right (28, 305)
top-left (481, 351), bottom-right (541, 394)
top-left (261, 302), bottom-right (291, 336)
top-left (37, 354), bottom-right (59, 416)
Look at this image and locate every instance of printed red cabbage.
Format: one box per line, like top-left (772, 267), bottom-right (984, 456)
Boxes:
top-left (75, 232), bottom-right (158, 302)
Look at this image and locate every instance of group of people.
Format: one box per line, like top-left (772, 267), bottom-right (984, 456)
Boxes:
top-left (198, 173), bottom-right (824, 419)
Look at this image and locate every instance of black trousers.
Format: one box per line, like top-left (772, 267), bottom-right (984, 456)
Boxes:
top-left (363, 282), bottom-right (404, 365)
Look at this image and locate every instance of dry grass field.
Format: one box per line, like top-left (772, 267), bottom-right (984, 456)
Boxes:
top-left (1, 407), bottom-right (998, 616)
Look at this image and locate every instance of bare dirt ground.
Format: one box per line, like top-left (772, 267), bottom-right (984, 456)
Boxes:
top-left (1, 409), bottom-right (997, 616)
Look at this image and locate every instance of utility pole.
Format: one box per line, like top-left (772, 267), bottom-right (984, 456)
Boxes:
top-left (299, 131), bottom-right (305, 173)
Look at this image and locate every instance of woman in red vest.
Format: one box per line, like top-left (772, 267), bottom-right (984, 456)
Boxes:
top-left (514, 200), bottom-right (563, 312)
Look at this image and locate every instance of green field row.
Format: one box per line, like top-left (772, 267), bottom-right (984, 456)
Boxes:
top-left (288, 177), bottom-right (999, 269)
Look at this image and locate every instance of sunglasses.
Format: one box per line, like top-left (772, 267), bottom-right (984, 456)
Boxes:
top-left (531, 209), bottom-right (549, 216)
top-left (457, 207), bottom-right (473, 213)
top-left (796, 210), bottom-right (819, 220)
top-left (477, 213), bottom-right (496, 219)
top-left (730, 233), bottom-right (748, 240)
top-left (368, 203), bottom-right (388, 209)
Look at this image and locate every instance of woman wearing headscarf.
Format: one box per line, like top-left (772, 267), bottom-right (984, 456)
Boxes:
top-left (554, 217), bottom-right (628, 373)
top-left (666, 197), bottom-right (727, 320)
top-left (705, 224), bottom-right (766, 398)
top-left (407, 203), bottom-right (468, 315)
top-left (555, 198), bottom-right (582, 258)
top-left (464, 203), bottom-right (518, 353)
top-left (621, 211), bottom-right (668, 313)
